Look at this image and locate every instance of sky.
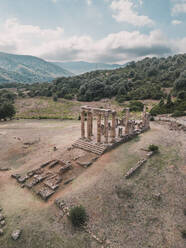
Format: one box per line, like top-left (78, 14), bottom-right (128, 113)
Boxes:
top-left (0, 0), bottom-right (186, 64)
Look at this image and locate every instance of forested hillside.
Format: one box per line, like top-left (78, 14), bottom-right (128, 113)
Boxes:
top-left (2, 54), bottom-right (186, 103)
top-left (0, 52), bottom-right (73, 84)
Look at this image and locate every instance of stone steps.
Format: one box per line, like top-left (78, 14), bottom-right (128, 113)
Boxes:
top-left (73, 139), bottom-right (107, 155)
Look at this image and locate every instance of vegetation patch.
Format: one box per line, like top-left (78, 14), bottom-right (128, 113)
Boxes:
top-left (68, 206), bottom-right (88, 227)
top-left (148, 144), bottom-right (159, 152)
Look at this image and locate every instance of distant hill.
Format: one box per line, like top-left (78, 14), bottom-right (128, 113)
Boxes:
top-left (0, 52), bottom-right (73, 84)
top-left (53, 61), bottom-right (125, 75)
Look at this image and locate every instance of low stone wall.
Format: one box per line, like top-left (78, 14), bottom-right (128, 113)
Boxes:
top-left (155, 116), bottom-right (186, 131)
top-left (125, 151), bottom-right (153, 179)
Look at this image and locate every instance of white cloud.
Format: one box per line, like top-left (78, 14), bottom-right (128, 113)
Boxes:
top-left (172, 0), bottom-right (186, 15)
top-left (0, 18), bottom-right (185, 63)
top-left (110, 0), bottom-right (154, 27)
top-left (86, 0), bottom-right (92, 5)
top-left (172, 19), bottom-right (182, 24)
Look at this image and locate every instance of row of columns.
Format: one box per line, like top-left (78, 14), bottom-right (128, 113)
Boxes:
top-left (81, 106), bottom-right (148, 144)
top-left (81, 109), bottom-right (116, 143)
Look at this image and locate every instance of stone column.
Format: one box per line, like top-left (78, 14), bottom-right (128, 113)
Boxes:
top-left (97, 113), bottom-right (102, 143)
top-left (125, 108), bottom-right (130, 134)
top-left (146, 113), bottom-right (150, 129)
top-left (90, 112), bottom-right (93, 136)
top-left (81, 110), bottom-right (85, 139)
top-left (104, 112), bottom-right (109, 144)
top-left (142, 105), bottom-right (146, 126)
top-left (111, 111), bottom-right (116, 142)
top-left (87, 111), bottom-right (92, 140)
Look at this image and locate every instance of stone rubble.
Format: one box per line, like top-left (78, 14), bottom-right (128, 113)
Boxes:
top-left (11, 159), bottom-right (73, 201)
top-left (0, 167), bottom-right (11, 171)
top-left (11, 229), bottom-right (22, 240)
top-left (0, 228), bottom-right (3, 236)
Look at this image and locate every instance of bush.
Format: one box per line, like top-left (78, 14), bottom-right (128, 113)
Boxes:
top-left (171, 110), bottom-right (186, 117)
top-left (0, 102), bottom-right (16, 120)
top-left (148, 144), bottom-right (159, 152)
top-left (53, 95), bottom-right (58, 102)
top-left (128, 101), bottom-right (144, 112)
top-left (181, 230), bottom-right (186, 239)
top-left (68, 205), bottom-right (87, 227)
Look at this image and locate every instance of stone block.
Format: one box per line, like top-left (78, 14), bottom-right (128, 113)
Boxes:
top-left (11, 229), bottom-right (22, 240)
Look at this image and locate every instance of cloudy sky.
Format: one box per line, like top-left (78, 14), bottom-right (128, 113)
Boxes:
top-left (0, 0), bottom-right (186, 64)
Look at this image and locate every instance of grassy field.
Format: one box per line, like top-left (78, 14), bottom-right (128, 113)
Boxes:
top-left (14, 97), bottom-right (159, 120)
top-left (15, 97), bottom-right (81, 120)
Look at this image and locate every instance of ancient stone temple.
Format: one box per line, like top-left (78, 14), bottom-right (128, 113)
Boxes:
top-left (73, 105), bottom-right (150, 155)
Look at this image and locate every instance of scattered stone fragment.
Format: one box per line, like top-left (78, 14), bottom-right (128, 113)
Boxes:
top-left (64, 177), bottom-right (75, 185)
top-left (27, 170), bottom-right (36, 178)
top-left (18, 176), bottom-right (28, 184)
top-left (55, 199), bottom-right (66, 210)
top-left (25, 178), bottom-right (39, 189)
top-left (125, 158), bottom-right (147, 179)
top-left (49, 160), bottom-right (59, 168)
top-left (59, 163), bottom-right (72, 174)
top-left (0, 167), bottom-right (11, 171)
top-left (77, 161), bottom-right (92, 168)
top-left (34, 173), bottom-right (50, 182)
top-left (0, 208), bottom-right (2, 212)
top-left (44, 175), bottom-right (62, 190)
top-left (146, 151), bottom-right (154, 157)
top-left (0, 214), bottom-right (5, 221)
top-left (153, 192), bottom-right (161, 201)
top-left (0, 229), bottom-right (4, 236)
top-left (11, 229), bottom-right (22, 240)
top-left (11, 174), bottom-right (21, 179)
top-left (37, 186), bottom-right (55, 201)
top-left (40, 160), bottom-right (52, 168)
top-left (0, 220), bottom-right (5, 227)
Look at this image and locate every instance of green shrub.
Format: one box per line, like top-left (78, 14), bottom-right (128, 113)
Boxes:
top-left (181, 230), bottom-right (186, 239)
top-left (127, 100), bottom-right (144, 112)
top-left (53, 95), bottom-right (58, 102)
top-left (183, 209), bottom-right (186, 216)
top-left (69, 205), bottom-right (87, 227)
top-left (148, 144), bottom-right (159, 152)
top-left (171, 110), bottom-right (186, 117)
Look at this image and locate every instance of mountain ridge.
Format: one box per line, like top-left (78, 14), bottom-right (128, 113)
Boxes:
top-left (53, 61), bottom-right (126, 75)
top-left (0, 52), bottom-right (73, 84)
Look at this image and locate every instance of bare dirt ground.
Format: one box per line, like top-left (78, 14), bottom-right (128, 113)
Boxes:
top-left (0, 119), bottom-right (186, 248)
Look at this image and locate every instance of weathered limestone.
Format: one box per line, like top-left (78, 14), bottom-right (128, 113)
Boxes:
top-left (125, 108), bottom-right (130, 134)
top-left (118, 127), bottom-right (123, 138)
top-left (11, 229), bottom-right (22, 241)
top-left (90, 112), bottom-right (93, 136)
top-left (97, 113), bottom-right (102, 143)
top-left (111, 111), bottom-right (116, 142)
top-left (87, 111), bottom-right (92, 140)
top-left (142, 105), bottom-right (147, 127)
top-left (104, 112), bottom-right (109, 143)
top-left (81, 110), bottom-right (85, 139)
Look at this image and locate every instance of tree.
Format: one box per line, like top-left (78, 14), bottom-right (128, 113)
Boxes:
top-left (166, 94), bottom-right (173, 108)
top-left (0, 103), bottom-right (16, 120)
